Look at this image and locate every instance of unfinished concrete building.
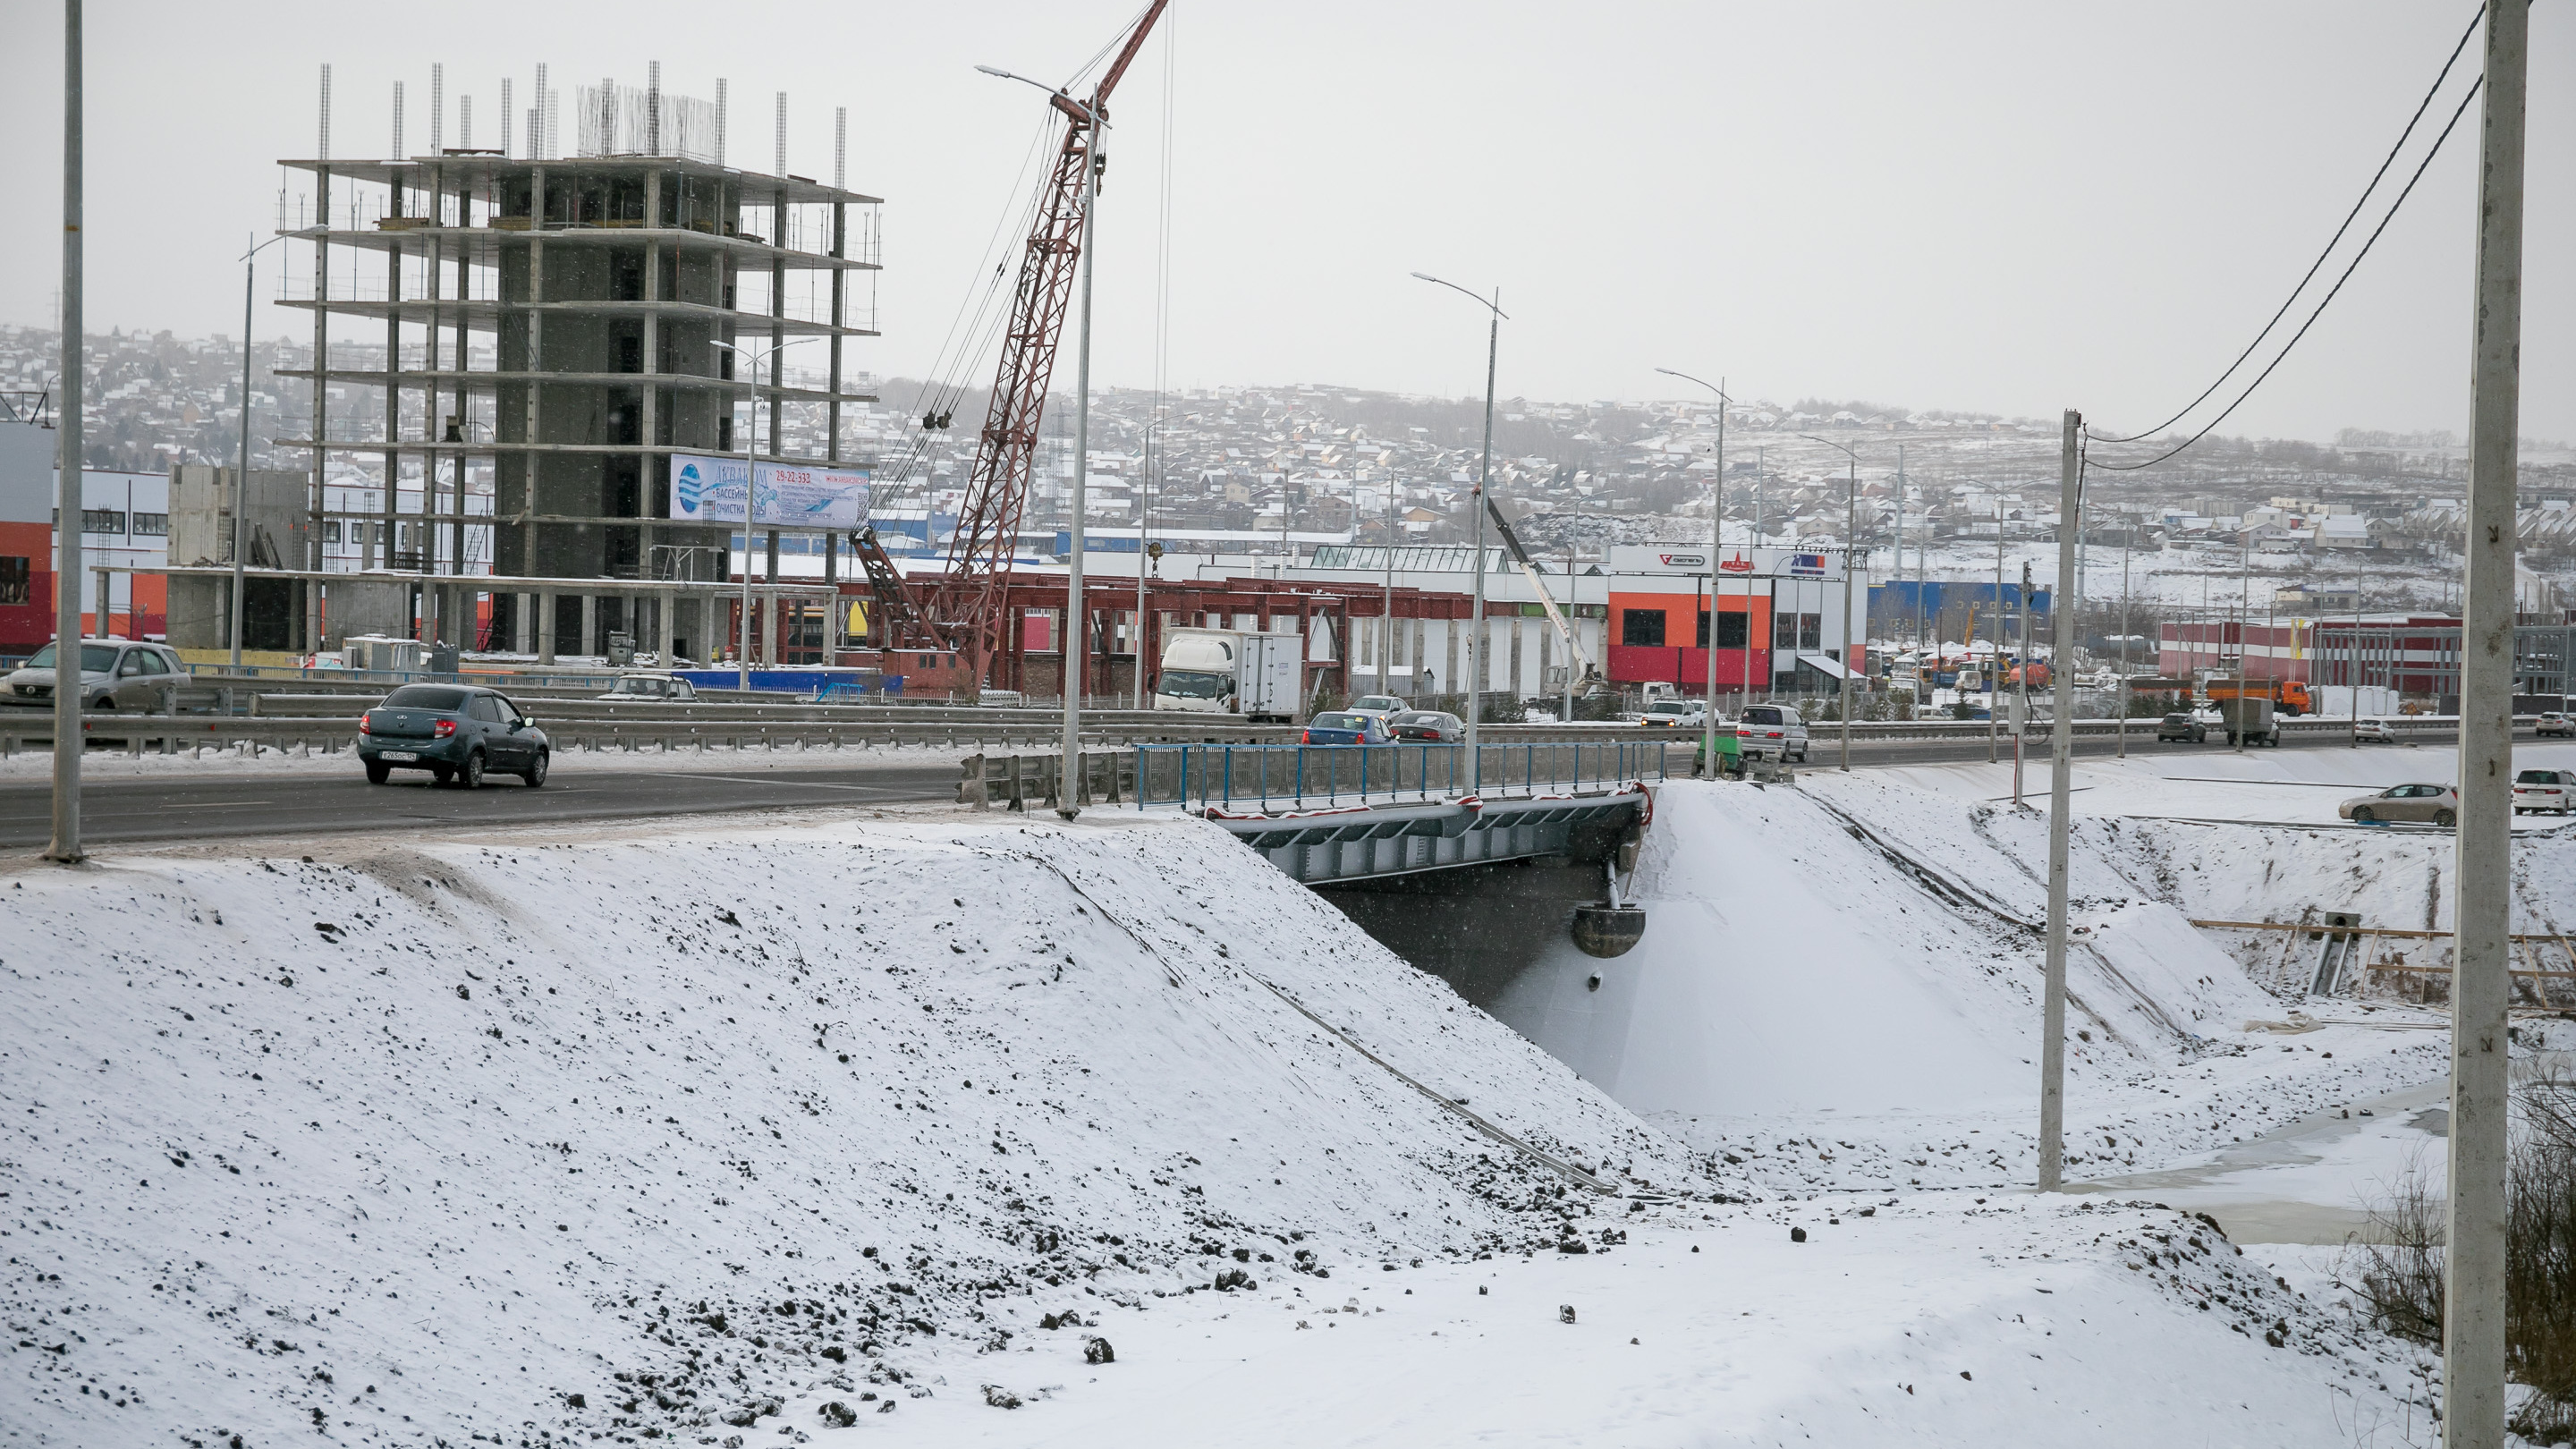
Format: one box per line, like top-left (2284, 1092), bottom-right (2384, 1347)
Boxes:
top-left (267, 64), bottom-right (877, 661)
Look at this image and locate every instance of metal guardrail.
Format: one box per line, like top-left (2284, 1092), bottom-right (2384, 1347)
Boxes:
top-left (1130, 741), bottom-right (1671, 812)
top-left (0, 707), bottom-right (2504, 766)
top-left (0, 714), bottom-right (1302, 759)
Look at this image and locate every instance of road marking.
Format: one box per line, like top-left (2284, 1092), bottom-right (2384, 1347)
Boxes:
top-left (641, 773), bottom-right (926, 792)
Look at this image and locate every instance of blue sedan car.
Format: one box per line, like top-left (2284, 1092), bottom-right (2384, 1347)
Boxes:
top-left (1300, 710), bottom-right (1393, 745)
top-left (357, 684), bottom-right (551, 788)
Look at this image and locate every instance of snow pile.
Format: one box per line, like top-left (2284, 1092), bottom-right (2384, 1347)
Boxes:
top-left (0, 812), bottom-right (1705, 1445)
top-left (881, 1195), bottom-right (2436, 1449)
top-left (1487, 778), bottom-right (2453, 1192)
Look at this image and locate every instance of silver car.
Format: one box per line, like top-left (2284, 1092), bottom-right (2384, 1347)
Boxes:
top-left (2339, 783), bottom-right (2459, 827)
top-left (2, 639), bottom-right (188, 714)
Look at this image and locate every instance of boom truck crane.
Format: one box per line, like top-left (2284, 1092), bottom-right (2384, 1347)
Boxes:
top-left (852, 2), bottom-right (1170, 682)
top-left (1482, 494), bottom-right (1605, 708)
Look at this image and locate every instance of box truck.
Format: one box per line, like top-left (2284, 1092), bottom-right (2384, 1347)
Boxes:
top-left (2206, 676), bottom-right (2312, 716)
top-left (1152, 628), bottom-right (1302, 722)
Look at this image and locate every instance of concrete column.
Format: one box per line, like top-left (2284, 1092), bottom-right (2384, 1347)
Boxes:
top-left (515, 592), bottom-right (534, 654)
top-left (657, 589), bottom-right (676, 665)
top-left (762, 589), bottom-right (780, 665)
top-left (580, 593), bottom-right (597, 659)
top-left (703, 594), bottom-right (720, 666)
top-left (537, 590), bottom-right (557, 665)
top-left (1442, 619), bottom-right (1458, 700)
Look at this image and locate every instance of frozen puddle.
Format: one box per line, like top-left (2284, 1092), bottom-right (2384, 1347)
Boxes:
top-left (2060, 1078), bottom-right (2450, 1244)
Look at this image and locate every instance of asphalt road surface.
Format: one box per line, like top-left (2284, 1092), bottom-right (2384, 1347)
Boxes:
top-left (0, 758), bottom-right (965, 850)
top-left (0, 723), bottom-right (2503, 851)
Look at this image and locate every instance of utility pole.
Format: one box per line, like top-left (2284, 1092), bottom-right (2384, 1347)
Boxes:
top-left (47, 0), bottom-right (84, 866)
top-left (1989, 501), bottom-right (2004, 763)
top-left (2234, 523), bottom-right (2250, 753)
top-left (1797, 434), bottom-right (1860, 768)
top-left (2014, 560), bottom-right (2031, 808)
top-left (2446, 2), bottom-right (2527, 1442)
top-left (1381, 480), bottom-right (1394, 699)
top-left (233, 235), bottom-right (256, 669)
top-left (2118, 530), bottom-right (2132, 758)
top-left (2038, 409), bottom-right (2079, 1191)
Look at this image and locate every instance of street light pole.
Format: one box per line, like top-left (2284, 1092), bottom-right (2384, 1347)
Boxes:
top-left (1800, 435), bottom-right (1860, 770)
top-left (232, 235), bottom-right (284, 669)
top-left (1058, 96), bottom-right (1103, 818)
top-left (1412, 272), bottom-right (1504, 791)
top-left (978, 63), bottom-right (1107, 817)
top-left (47, 0), bottom-right (83, 866)
top-left (1135, 418), bottom-right (1162, 710)
top-left (713, 336), bottom-right (818, 693)
top-left (1659, 368), bottom-right (1732, 775)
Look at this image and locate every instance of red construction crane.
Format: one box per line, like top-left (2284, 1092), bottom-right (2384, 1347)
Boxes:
top-left (860, 1), bottom-right (1169, 684)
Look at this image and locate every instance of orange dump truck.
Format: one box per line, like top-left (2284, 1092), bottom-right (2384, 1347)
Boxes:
top-left (2206, 677), bottom-right (2311, 716)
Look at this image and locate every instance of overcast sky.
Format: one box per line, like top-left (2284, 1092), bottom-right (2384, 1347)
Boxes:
top-left (4, 2), bottom-right (2570, 445)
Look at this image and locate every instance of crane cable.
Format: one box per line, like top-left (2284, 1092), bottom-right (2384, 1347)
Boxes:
top-left (873, 107), bottom-right (1063, 507)
top-left (2089, 55), bottom-right (2485, 472)
top-left (2089, 5), bottom-right (2485, 447)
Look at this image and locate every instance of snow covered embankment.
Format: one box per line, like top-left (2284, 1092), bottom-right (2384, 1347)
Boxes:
top-left (0, 814), bottom-right (1704, 1445)
top-left (1488, 779), bottom-right (2448, 1193)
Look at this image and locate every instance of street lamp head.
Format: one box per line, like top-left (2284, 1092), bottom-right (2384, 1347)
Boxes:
top-left (1409, 271), bottom-right (1437, 282)
top-left (974, 64), bottom-right (1013, 78)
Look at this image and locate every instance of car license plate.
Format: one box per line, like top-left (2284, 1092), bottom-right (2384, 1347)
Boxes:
top-left (378, 750), bottom-right (419, 761)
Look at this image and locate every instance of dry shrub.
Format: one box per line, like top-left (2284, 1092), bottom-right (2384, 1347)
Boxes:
top-left (2346, 1072), bottom-right (2576, 1443)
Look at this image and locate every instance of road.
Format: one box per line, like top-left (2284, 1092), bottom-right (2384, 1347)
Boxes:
top-left (0, 758), bottom-right (965, 850)
top-left (0, 722), bottom-right (2501, 851)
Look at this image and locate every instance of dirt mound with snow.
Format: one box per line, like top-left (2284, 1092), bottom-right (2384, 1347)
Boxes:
top-left (0, 812), bottom-right (1707, 1445)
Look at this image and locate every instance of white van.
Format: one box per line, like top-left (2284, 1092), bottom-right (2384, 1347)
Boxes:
top-left (1733, 704), bottom-right (1809, 762)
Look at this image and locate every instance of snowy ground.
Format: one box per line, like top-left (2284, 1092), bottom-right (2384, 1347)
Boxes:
top-left (1868, 741), bottom-right (2576, 832)
top-left (2, 764), bottom-right (2545, 1445)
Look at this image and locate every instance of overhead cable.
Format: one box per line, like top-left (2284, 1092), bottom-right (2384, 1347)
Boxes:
top-left (2089, 71), bottom-right (2484, 472)
top-left (2090, 4), bottom-right (2485, 448)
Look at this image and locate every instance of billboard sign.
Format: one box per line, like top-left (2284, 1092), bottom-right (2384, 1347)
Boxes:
top-left (668, 454), bottom-right (869, 528)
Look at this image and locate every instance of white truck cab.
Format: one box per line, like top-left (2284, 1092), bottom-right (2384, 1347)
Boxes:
top-left (1153, 628), bottom-right (1301, 723)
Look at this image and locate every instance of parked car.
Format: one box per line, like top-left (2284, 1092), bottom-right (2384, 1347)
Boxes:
top-left (2515, 768), bottom-right (2572, 815)
top-left (1385, 708), bottom-right (1464, 742)
top-left (598, 673), bottom-right (697, 702)
top-left (1, 639), bottom-right (188, 714)
top-left (1640, 698), bottom-right (1708, 729)
top-left (1345, 694), bottom-right (1407, 721)
top-left (2155, 712), bottom-right (2207, 743)
top-left (1733, 704), bottom-right (1809, 762)
top-left (1299, 710), bottom-right (1393, 745)
top-left (2354, 717), bottom-right (2401, 744)
top-left (2538, 710), bottom-right (2573, 739)
top-left (2339, 783), bottom-right (2460, 827)
top-left (357, 683), bottom-right (551, 788)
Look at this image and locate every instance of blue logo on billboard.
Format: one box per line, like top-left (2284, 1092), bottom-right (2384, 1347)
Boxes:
top-left (675, 462), bottom-right (705, 516)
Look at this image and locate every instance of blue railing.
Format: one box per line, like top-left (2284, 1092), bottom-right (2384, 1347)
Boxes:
top-left (1132, 740), bottom-right (1673, 812)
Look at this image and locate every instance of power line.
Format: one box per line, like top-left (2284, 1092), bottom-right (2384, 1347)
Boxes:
top-left (2090, 4), bottom-right (2485, 448)
top-left (2089, 69), bottom-right (2484, 473)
